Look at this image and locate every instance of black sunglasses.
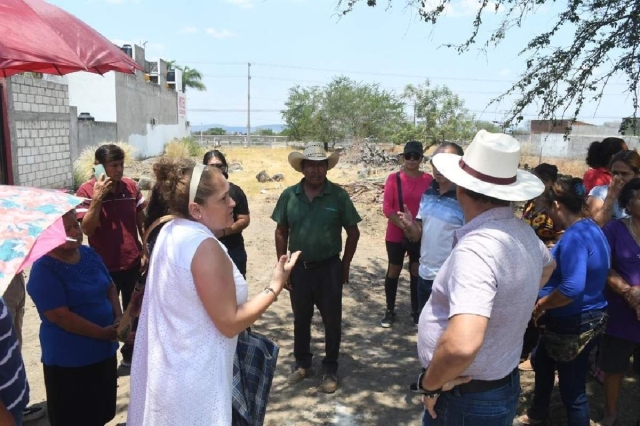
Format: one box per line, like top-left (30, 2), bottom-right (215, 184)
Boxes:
top-left (209, 163), bottom-right (226, 170)
top-left (404, 153), bottom-right (422, 161)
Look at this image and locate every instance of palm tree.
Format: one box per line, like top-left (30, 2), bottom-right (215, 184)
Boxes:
top-left (164, 60), bottom-right (206, 92)
top-left (179, 66), bottom-right (206, 92)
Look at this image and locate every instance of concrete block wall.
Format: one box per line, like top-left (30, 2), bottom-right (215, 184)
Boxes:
top-left (7, 76), bottom-right (73, 188)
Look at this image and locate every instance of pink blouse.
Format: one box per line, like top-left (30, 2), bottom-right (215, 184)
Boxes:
top-left (382, 171), bottom-right (433, 243)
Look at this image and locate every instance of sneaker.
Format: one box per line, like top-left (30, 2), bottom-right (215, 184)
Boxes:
top-left (320, 373), bottom-right (338, 393)
top-left (380, 310), bottom-right (396, 328)
top-left (23, 406), bottom-right (45, 422)
top-left (513, 414), bottom-right (544, 425)
top-left (287, 367), bottom-right (312, 385)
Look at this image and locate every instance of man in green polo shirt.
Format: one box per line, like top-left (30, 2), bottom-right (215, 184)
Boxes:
top-left (272, 142), bottom-right (361, 394)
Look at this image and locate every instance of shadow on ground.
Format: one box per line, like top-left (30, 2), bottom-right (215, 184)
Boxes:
top-left (253, 259), bottom-right (426, 426)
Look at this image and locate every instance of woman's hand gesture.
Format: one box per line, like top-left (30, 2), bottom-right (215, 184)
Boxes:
top-left (270, 251), bottom-right (302, 296)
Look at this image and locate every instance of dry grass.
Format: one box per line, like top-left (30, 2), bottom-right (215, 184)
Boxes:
top-left (73, 141), bottom-right (136, 188)
top-left (521, 155), bottom-right (588, 178)
top-left (164, 137), bottom-right (206, 161)
top-left (205, 146), bottom-right (361, 196)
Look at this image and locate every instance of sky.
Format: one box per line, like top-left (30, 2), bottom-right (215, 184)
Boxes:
top-left (47, 0), bottom-right (636, 129)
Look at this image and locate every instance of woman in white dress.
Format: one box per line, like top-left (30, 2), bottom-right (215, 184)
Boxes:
top-left (127, 161), bottom-right (300, 426)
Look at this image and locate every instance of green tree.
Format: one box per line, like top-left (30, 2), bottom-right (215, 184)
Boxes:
top-left (391, 122), bottom-right (424, 146)
top-left (402, 80), bottom-right (476, 146)
top-left (281, 76), bottom-right (405, 145)
top-left (282, 85), bottom-right (323, 141)
top-left (474, 121), bottom-right (502, 134)
top-left (204, 127), bottom-right (226, 135)
top-left (339, 0), bottom-right (640, 126)
top-left (257, 128), bottom-right (276, 136)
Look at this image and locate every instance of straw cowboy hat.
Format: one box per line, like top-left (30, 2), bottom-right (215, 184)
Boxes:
top-left (432, 130), bottom-right (544, 202)
top-left (288, 142), bottom-right (340, 173)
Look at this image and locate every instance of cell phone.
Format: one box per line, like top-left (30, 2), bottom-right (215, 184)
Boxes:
top-left (94, 164), bottom-right (106, 180)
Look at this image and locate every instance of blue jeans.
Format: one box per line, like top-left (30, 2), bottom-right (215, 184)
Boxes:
top-left (528, 310), bottom-right (605, 426)
top-left (417, 277), bottom-right (434, 314)
top-left (422, 369), bottom-right (520, 426)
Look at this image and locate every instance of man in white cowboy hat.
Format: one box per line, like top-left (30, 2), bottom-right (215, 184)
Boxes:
top-left (271, 142), bottom-right (361, 394)
top-left (411, 130), bottom-right (556, 425)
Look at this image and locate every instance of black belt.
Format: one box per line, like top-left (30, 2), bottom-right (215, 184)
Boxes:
top-left (456, 369), bottom-right (516, 394)
top-left (299, 255), bottom-right (340, 270)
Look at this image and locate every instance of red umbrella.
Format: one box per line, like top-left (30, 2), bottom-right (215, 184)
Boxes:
top-left (0, 0), bottom-right (143, 77)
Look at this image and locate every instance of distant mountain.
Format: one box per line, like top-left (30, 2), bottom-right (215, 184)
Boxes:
top-left (190, 124), bottom-right (285, 134)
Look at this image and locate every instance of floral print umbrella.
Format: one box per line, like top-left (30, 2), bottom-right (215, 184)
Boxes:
top-left (0, 185), bottom-right (83, 293)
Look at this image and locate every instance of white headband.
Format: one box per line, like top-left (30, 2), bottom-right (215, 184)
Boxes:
top-left (189, 164), bottom-right (206, 204)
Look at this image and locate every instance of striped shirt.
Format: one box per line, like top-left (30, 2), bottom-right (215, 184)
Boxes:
top-left (0, 298), bottom-right (28, 422)
top-left (415, 182), bottom-right (464, 280)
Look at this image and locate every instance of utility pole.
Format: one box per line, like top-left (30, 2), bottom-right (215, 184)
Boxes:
top-left (247, 62), bottom-right (251, 147)
top-left (413, 103), bottom-right (416, 126)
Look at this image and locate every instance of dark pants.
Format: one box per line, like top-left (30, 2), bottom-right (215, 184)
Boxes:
top-left (528, 310), bottom-right (605, 426)
top-left (417, 277), bottom-right (434, 314)
top-left (290, 256), bottom-right (342, 374)
top-left (110, 265), bottom-right (140, 363)
top-left (521, 318), bottom-right (540, 360)
top-left (227, 244), bottom-right (248, 278)
top-left (422, 369), bottom-right (520, 426)
top-left (385, 241), bottom-right (420, 314)
top-left (43, 355), bottom-right (117, 426)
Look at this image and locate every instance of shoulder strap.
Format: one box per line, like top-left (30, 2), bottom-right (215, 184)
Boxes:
top-left (396, 172), bottom-right (404, 212)
top-left (141, 214), bottom-right (175, 262)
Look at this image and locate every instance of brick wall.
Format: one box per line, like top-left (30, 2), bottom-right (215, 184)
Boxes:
top-left (6, 76), bottom-right (73, 188)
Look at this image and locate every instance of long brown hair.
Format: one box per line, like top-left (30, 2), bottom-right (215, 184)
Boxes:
top-left (153, 158), bottom-right (225, 219)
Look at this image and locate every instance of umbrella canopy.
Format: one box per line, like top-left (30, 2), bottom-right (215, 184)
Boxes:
top-left (0, 185), bottom-right (84, 293)
top-left (0, 0), bottom-right (142, 77)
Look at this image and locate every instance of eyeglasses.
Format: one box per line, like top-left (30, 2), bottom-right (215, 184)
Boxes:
top-left (404, 153), bottom-right (422, 161)
top-left (209, 163), bottom-right (226, 170)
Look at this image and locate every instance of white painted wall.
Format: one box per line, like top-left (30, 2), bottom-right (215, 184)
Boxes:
top-left (128, 122), bottom-right (190, 157)
top-left (64, 73), bottom-right (117, 122)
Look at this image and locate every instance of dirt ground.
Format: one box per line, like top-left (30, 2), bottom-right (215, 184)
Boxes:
top-left (20, 148), bottom-right (639, 426)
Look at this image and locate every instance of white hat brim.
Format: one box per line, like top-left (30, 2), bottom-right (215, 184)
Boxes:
top-left (288, 151), bottom-right (340, 173)
top-left (432, 153), bottom-right (545, 202)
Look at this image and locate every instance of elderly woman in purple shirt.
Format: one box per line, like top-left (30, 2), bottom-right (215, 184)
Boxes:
top-left (599, 178), bottom-right (640, 426)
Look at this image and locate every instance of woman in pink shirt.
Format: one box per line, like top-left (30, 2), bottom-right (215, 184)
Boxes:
top-left (381, 141), bottom-right (433, 327)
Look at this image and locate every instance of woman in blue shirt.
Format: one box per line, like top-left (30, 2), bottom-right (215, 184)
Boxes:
top-left (27, 210), bottom-right (121, 426)
top-left (517, 178), bottom-right (609, 426)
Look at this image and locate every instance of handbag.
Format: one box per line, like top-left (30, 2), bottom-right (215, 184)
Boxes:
top-left (231, 329), bottom-right (280, 426)
top-left (542, 312), bottom-right (608, 363)
top-left (396, 172), bottom-right (421, 252)
top-left (116, 214), bottom-right (175, 342)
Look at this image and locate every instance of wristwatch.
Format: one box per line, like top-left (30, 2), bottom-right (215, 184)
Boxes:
top-left (416, 371), bottom-right (442, 399)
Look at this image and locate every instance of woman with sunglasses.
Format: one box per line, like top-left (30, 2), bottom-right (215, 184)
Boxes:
top-left (381, 141), bottom-right (433, 327)
top-left (203, 150), bottom-right (251, 277)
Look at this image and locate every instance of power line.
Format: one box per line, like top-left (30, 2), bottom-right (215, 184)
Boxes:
top-left (195, 74), bottom-right (630, 98)
top-left (182, 59), bottom-right (629, 87)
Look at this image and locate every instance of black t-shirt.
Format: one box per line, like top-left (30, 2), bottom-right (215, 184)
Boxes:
top-left (219, 182), bottom-right (249, 250)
